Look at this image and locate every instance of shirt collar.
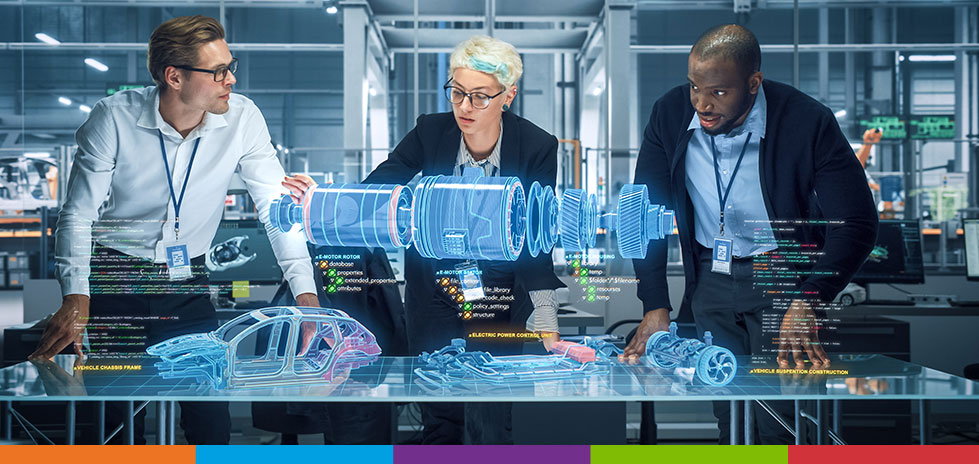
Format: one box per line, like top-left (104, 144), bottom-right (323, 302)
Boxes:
top-left (687, 82), bottom-right (768, 139)
top-left (459, 119), bottom-right (503, 170)
top-left (137, 86), bottom-right (229, 138)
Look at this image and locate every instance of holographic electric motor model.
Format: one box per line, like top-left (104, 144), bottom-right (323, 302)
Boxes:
top-left (414, 337), bottom-right (623, 386)
top-left (614, 184), bottom-right (676, 259)
top-left (270, 183), bottom-right (413, 250)
top-left (558, 189), bottom-right (599, 253)
top-left (644, 322), bottom-right (737, 387)
top-left (412, 168), bottom-right (526, 261)
top-left (270, 175), bottom-right (674, 261)
top-left (147, 307), bottom-right (381, 389)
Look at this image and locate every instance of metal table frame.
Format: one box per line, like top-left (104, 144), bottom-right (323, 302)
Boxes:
top-left (2, 397), bottom-right (944, 445)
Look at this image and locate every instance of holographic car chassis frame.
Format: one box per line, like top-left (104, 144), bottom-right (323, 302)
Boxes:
top-left (147, 307), bottom-right (381, 389)
top-left (413, 337), bottom-right (623, 387)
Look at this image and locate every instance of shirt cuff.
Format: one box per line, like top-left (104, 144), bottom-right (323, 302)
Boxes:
top-left (287, 275), bottom-right (318, 299)
top-left (59, 277), bottom-right (90, 298)
top-left (526, 289), bottom-right (559, 333)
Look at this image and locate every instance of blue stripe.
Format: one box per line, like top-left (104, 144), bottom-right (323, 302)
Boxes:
top-left (196, 445), bottom-right (393, 463)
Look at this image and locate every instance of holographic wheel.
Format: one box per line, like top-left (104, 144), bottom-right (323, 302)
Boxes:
top-left (644, 330), bottom-right (680, 369)
top-left (559, 189), bottom-right (598, 252)
top-left (696, 345), bottom-right (738, 387)
top-left (526, 181), bottom-right (543, 258)
top-left (540, 186), bottom-right (559, 253)
top-left (584, 193), bottom-right (598, 248)
top-left (505, 181), bottom-right (527, 260)
top-left (269, 194), bottom-right (301, 233)
top-left (559, 189), bottom-right (587, 252)
top-left (616, 184), bottom-right (649, 259)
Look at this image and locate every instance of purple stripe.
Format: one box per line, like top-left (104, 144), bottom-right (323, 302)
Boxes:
top-left (394, 445), bottom-right (590, 464)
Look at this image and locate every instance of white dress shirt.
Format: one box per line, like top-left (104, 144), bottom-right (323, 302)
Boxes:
top-left (451, 122), bottom-right (560, 334)
top-left (56, 86), bottom-right (316, 298)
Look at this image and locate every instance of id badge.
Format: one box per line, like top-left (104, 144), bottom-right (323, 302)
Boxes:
top-left (456, 260), bottom-right (485, 302)
top-left (711, 237), bottom-right (733, 275)
top-left (162, 241), bottom-right (193, 281)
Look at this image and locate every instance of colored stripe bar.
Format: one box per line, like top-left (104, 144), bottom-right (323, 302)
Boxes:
top-left (395, 445), bottom-right (590, 464)
top-left (593, 445), bottom-right (789, 464)
top-left (197, 445), bottom-right (392, 464)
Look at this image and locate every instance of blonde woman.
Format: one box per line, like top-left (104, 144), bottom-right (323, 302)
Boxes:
top-left (283, 35), bottom-right (564, 444)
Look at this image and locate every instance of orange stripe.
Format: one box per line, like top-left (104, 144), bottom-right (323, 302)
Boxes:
top-left (1, 445), bottom-right (195, 463)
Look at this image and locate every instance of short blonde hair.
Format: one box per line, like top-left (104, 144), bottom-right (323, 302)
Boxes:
top-left (449, 35), bottom-right (523, 90)
top-left (147, 15), bottom-right (225, 90)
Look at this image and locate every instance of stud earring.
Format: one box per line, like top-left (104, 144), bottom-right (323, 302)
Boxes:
top-left (502, 104), bottom-right (510, 112)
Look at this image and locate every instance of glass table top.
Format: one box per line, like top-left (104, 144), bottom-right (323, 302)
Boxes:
top-left (1, 354), bottom-right (976, 403)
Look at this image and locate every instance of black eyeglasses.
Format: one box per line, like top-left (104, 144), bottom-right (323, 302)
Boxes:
top-left (174, 58), bottom-right (238, 82)
top-left (443, 78), bottom-right (505, 110)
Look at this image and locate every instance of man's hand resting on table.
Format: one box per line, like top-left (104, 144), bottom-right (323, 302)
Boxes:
top-left (30, 294), bottom-right (90, 360)
top-left (619, 308), bottom-right (671, 363)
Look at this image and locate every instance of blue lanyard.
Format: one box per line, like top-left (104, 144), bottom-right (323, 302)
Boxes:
top-left (710, 132), bottom-right (752, 236)
top-left (158, 131), bottom-right (200, 240)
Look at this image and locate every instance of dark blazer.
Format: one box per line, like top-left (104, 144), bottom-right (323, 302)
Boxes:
top-left (633, 80), bottom-right (878, 315)
top-left (363, 110), bottom-right (566, 328)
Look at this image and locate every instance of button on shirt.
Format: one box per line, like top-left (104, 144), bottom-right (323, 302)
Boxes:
top-left (684, 84), bottom-right (777, 257)
top-left (452, 122), bottom-right (559, 333)
top-left (56, 86), bottom-right (316, 297)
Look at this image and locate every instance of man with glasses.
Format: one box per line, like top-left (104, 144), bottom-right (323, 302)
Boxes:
top-left (33, 15), bottom-right (319, 444)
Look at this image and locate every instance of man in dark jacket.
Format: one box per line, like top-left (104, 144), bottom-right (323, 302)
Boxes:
top-left (624, 24), bottom-right (877, 444)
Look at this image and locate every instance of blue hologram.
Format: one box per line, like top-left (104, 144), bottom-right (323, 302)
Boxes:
top-left (644, 322), bottom-right (738, 387)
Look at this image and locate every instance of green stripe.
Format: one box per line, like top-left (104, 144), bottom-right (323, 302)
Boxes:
top-left (591, 445), bottom-right (788, 464)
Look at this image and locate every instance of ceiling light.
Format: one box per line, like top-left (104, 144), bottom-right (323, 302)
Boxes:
top-left (34, 33), bottom-right (60, 45)
top-left (907, 55), bottom-right (956, 62)
top-left (591, 86), bottom-right (603, 96)
top-left (326, 6), bottom-right (338, 14)
top-left (58, 96), bottom-right (72, 106)
top-left (24, 152), bottom-right (51, 159)
top-left (79, 105), bottom-right (92, 113)
top-left (368, 87), bottom-right (377, 97)
top-left (84, 58), bottom-right (108, 72)
top-left (32, 133), bottom-right (56, 140)
top-left (834, 109), bottom-right (847, 118)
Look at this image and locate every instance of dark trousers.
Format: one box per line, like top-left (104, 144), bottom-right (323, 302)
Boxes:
top-left (268, 403), bottom-right (394, 445)
top-left (691, 247), bottom-right (795, 445)
top-left (406, 284), bottom-right (523, 444)
top-left (87, 245), bottom-right (231, 445)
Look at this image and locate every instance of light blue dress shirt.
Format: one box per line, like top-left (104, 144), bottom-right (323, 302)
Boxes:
top-left (684, 84), bottom-right (777, 257)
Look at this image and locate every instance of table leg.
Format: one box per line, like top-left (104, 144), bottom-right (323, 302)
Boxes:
top-left (919, 399), bottom-right (930, 445)
top-left (66, 401), bottom-right (76, 445)
top-left (157, 401), bottom-right (167, 445)
top-left (744, 400), bottom-right (753, 445)
top-left (832, 399), bottom-right (841, 442)
top-left (3, 401), bottom-right (11, 441)
top-left (168, 401), bottom-right (177, 445)
top-left (815, 400), bottom-right (823, 445)
top-left (97, 401), bottom-right (105, 445)
top-left (125, 401), bottom-right (135, 445)
top-left (729, 400), bottom-right (739, 445)
top-left (794, 400), bottom-right (802, 445)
